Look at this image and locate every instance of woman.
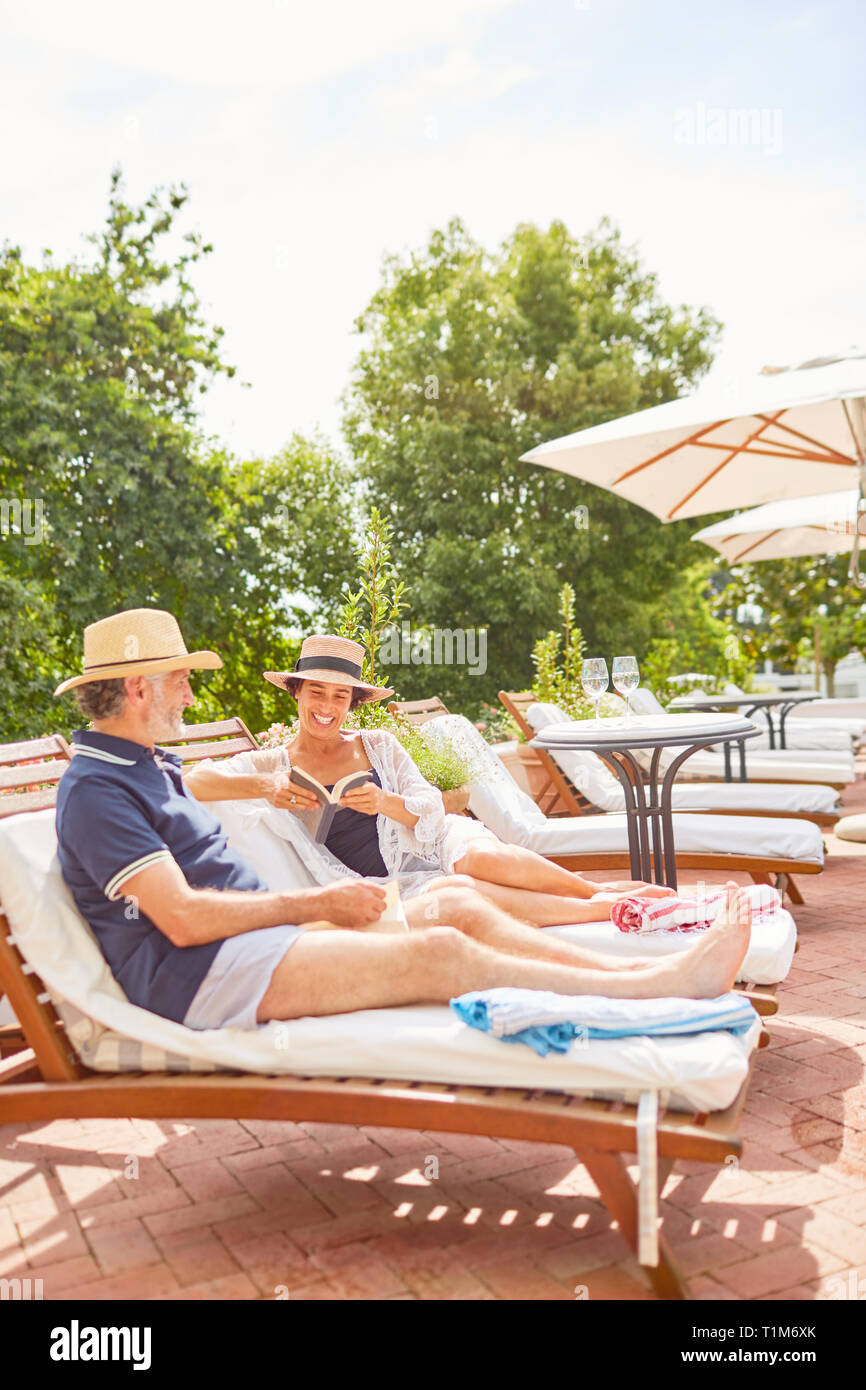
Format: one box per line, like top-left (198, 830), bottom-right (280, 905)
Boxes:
top-left (185, 636), bottom-right (674, 928)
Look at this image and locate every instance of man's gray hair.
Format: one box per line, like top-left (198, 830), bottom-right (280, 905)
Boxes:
top-left (73, 672), bottom-right (167, 721)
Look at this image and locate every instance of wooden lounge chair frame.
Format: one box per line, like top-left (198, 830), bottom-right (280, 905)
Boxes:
top-left (0, 734), bottom-right (769, 1301)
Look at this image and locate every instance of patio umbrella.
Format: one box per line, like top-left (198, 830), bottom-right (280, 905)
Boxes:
top-left (520, 351), bottom-right (866, 525)
top-left (691, 490), bottom-right (866, 564)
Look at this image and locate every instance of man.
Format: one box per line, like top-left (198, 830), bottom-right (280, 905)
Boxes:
top-left (54, 608), bottom-right (750, 1032)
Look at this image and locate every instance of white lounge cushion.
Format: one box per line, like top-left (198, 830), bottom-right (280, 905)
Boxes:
top-left (484, 807), bottom-right (822, 864)
top-left (546, 910), bottom-right (797, 987)
top-left (835, 815), bottom-right (866, 843)
top-left (667, 781), bottom-right (838, 816)
top-left (525, 702), bottom-right (624, 812)
top-left (0, 810), bottom-right (758, 1112)
top-left (652, 747), bottom-right (854, 785)
top-left (731, 724), bottom-right (853, 752)
top-left (797, 699), bottom-right (866, 725)
top-left (524, 704), bottom-right (840, 814)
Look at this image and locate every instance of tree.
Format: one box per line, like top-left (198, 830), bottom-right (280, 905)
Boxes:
top-left (0, 168), bottom-right (243, 735)
top-left (343, 217), bottom-right (720, 710)
top-left (0, 170), bottom-right (360, 738)
top-left (718, 554), bottom-right (866, 695)
top-left (640, 560), bottom-right (754, 699)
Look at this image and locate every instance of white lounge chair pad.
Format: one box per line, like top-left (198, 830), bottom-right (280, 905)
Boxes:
top-left (735, 726), bottom-right (852, 751)
top-left (659, 749), bottom-right (854, 784)
top-left (0, 811), bottom-right (757, 1113)
top-left (547, 910), bottom-right (796, 987)
top-left (520, 705), bottom-right (840, 813)
top-left (669, 782), bottom-right (839, 815)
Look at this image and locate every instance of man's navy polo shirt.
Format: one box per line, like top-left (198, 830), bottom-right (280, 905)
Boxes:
top-left (56, 730), bottom-right (270, 1024)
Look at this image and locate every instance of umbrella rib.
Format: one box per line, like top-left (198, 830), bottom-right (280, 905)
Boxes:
top-left (731, 529), bottom-right (782, 562)
top-left (612, 419), bottom-right (725, 484)
top-left (666, 413), bottom-right (784, 519)
top-left (690, 440), bottom-right (844, 463)
top-left (752, 413), bottom-right (855, 466)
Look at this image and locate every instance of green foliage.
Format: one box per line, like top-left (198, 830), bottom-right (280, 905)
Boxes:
top-left (344, 216), bottom-right (720, 707)
top-left (0, 171), bottom-right (358, 739)
top-left (640, 562), bottom-right (755, 704)
top-left (335, 507), bottom-right (410, 726)
top-left (719, 554), bottom-right (866, 695)
top-left (387, 715), bottom-right (482, 791)
top-left (473, 701), bottom-right (523, 745)
top-left (530, 584), bottom-right (597, 719)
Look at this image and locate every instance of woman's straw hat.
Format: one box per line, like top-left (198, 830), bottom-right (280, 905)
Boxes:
top-left (54, 608), bottom-right (222, 696)
top-left (263, 635), bottom-right (394, 703)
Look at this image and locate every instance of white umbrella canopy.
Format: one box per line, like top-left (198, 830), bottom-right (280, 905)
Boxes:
top-left (520, 351), bottom-right (866, 524)
top-left (692, 490), bottom-right (866, 564)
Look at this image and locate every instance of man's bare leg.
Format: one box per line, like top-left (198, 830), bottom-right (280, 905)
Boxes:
top-left (256, 887), bottom-right (751, 1021)
top-left (406, 880), bottom-right (661, 970)
top-left (451, 840), bottom-right (675, 900)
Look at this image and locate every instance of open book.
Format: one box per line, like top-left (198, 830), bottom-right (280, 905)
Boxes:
top-left (368, 878), bottom-right (410, 933)
top-left (300, 879), bottom-right (409, 935)
top-left (289, 766), bottom-right (374, 843)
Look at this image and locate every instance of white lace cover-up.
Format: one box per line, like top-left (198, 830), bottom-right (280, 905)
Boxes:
top-left (197, 729), bottom-right (497, 900)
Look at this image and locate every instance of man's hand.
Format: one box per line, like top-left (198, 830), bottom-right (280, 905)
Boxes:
top-left (305, 880), bottom-right (387, 928)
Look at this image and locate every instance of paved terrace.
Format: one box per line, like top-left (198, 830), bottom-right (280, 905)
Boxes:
top-left (2, 764), bottom-right (865, 1302)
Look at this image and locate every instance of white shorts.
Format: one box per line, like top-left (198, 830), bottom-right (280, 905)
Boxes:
top-left (182, 924), bottom-right (304, 1031)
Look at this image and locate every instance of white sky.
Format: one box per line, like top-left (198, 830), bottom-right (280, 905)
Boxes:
top-left (1, 0), bottom-right (864, 460)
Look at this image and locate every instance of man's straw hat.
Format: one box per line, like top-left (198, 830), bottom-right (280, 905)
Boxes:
top-left (54, 608), bottom-right (222, 696)
top-left (263, 635), bottom-right (393, 703)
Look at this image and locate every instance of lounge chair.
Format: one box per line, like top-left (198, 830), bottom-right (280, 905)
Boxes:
top-left (499, 692), bottom-right (845, 827)
top-left (708, 685), bottom-right (865, 748)
top-left (391, 700), bottom-right (824, 913)
top-left (625, 689), bottom-right (856, 788)
top-left (0, 735), bottom-right (769, 1300)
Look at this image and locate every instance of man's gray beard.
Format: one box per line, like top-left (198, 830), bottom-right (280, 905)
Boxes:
top-left (152, 705), bottom-right (186, 743)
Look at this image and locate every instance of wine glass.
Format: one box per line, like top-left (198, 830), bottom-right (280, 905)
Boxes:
top-left (581, 657), bottom-right (609, 725)
top-left (612, 655), bottom-right (640, 723)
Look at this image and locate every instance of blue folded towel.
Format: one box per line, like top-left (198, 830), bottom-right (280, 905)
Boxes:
top-left (450, 989), bottom-right (758, 1057)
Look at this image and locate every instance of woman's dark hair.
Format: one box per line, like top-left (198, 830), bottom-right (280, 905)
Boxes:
top-left (285, 677), bottom-right (367, 710)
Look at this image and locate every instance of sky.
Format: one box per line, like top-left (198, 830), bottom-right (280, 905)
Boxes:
top-left (2, 0), bottom-right (864, 461)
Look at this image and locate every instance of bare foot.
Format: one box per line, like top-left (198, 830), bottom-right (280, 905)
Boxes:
top-left (646, 883), bottom-right (751, 999)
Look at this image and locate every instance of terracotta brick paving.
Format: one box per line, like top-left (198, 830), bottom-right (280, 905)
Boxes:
top-left (2, 761), bottom-right (865, 1300)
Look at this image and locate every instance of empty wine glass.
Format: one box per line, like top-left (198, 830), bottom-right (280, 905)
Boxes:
top-left (581, 657), bottom-right (609, 725)
top-left (612, 655), bottom-right (640, 723)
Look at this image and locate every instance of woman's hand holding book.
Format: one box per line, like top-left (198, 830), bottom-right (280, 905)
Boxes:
top-left (338, 781), bottom-right (387, 816)
top-left (267, 774), bottom-right (320, 813)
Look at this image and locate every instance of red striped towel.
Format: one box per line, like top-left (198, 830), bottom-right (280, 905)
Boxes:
top-left (611, 884), bottom-right (781, 935)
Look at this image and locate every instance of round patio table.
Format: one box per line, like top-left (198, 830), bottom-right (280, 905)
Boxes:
top-left (669, 691), bottom-right (821, 773)
top-left (530, 712), bottom-right (762, 889)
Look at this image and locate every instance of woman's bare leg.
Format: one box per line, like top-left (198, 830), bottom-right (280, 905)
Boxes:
top-left (419, 872), bottom-right (643, 930)
top-left (452, 839), bottom-right (674, 900)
